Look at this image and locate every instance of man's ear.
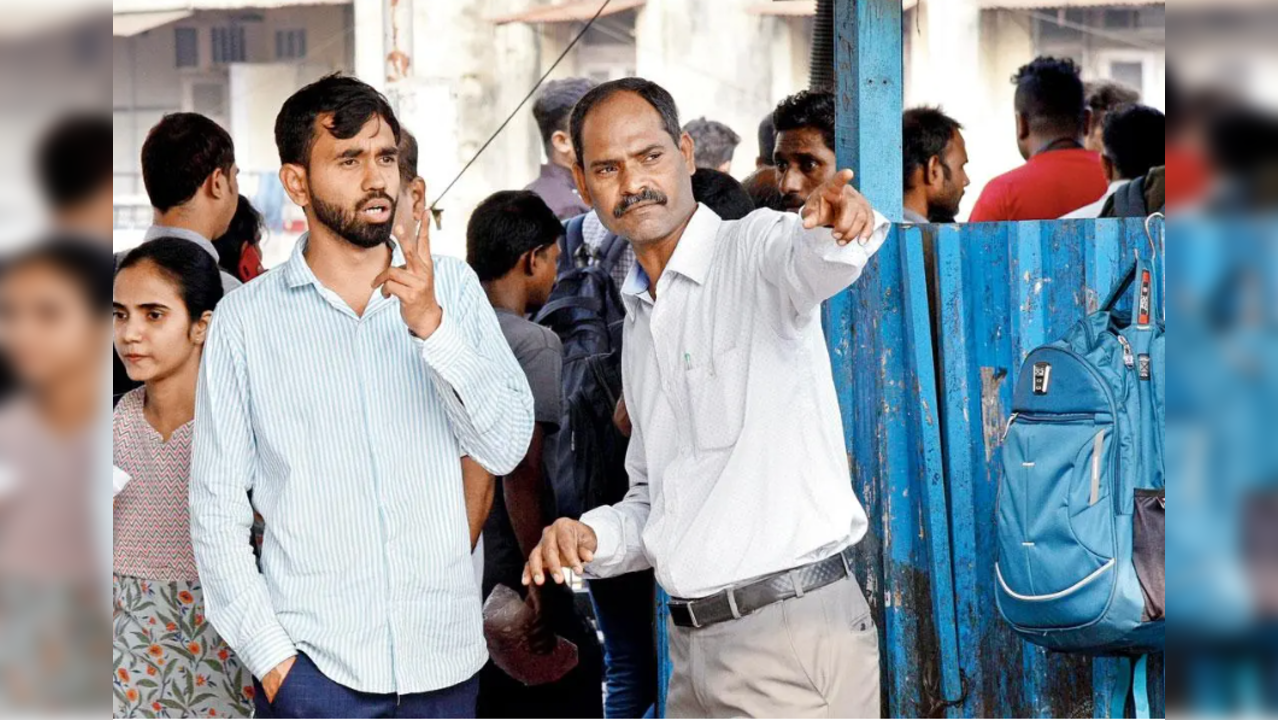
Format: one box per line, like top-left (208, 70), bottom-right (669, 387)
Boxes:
top-left (1015, 113), bottom-right (1030, 141)
top-left (572, 164), bottom-right (593, 208)
top-left (679, 132), bottom-right (696, 174)
top-left (1100, 154), bottom-right (1116, 182)
top-left (926, 156), bottom-right (944, 189)
top-left (207, 168), bottom-right (229, 201)
top-left (410, 177), bottom-right (427, 223)
top-left (191, 310), bottom-right (214, 346)
top-left (280, 164), bottom-right (310, 208)
top-left (551, 130), bottom-right (574, 159)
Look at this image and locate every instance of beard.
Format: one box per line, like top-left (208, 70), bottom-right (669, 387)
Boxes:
top-left (311, 191), bottom-right (396, 249)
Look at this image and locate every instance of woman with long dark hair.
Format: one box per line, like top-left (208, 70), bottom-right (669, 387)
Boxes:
top-left (111, 239), bottom-right (251, 718)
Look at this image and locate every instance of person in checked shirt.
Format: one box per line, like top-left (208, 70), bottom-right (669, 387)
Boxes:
top-left (523, 77), bottom-right (889, 718)
top-left (189, 74), bottom-right (533, 719)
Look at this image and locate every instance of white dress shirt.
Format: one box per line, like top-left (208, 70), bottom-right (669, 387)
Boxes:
top-left (1061, 180), bottom-right (1126, 219)
top-left (580, 205), bottom-right (889, 599)
top-left (191, 236), bottom-right (533, 694)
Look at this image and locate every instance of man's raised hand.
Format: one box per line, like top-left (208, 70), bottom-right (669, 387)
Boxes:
top-left (522, 518), bottom-right (599, 587)
top-left (373, 215), bottom-right (443, 338)
top-left (800, 169), bottom-right (876, 246)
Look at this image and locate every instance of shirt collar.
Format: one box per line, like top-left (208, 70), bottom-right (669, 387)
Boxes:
top-left (145, 225), bottom-right (220, 262)
top-left (664, 203), bottom-right (720, 286)
top-left (618, 204), bottom-right (720, 304)
top-left (282, 233), bottom-right (406, 290)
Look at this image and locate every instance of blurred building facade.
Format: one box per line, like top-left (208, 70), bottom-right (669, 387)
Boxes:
top-left (108, 0), bottom-right (1176, 252)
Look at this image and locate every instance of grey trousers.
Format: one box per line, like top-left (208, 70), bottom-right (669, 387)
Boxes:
top-left (666, 575), bottom-right (881, 719)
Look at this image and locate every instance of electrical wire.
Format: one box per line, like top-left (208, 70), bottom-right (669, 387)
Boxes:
top-left (428, 0), bottom-right (615, 217)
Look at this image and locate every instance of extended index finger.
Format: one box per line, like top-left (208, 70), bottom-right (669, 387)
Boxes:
top-left (414, 206), bottom-right (433, 263)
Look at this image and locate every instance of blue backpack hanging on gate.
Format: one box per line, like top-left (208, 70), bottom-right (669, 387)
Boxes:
top-left (996, 245), bottom-right (1165, 712)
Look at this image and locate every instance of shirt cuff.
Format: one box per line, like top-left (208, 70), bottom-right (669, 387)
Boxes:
top-left (237, 624), bottom-right (298, 681)
top-left (807, 210), bottom-right (889, 261)
top-left (414, 308), bottom-right (467, 374)
top-left (580, 507), bottom-right (621, 574)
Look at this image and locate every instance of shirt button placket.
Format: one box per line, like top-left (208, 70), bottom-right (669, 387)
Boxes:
top-left (355, 319), bottom-right (401, 692)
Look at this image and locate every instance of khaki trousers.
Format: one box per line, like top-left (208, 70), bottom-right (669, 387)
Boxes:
top-left (666, 575), bottom-right (881, 719)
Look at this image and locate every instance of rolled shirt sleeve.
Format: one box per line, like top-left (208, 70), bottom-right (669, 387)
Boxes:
top-left (580, 392), bottom-right (653, 579)
top-left (757, 209), bottom-right (890, 322)
top-left (417, 260), bottom-right (535, 477)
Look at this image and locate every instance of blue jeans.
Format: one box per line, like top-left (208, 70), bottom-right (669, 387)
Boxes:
top-left (587, 571), bottom-right (657, 719)
top-left (253, 653), bottom-right (479, 719)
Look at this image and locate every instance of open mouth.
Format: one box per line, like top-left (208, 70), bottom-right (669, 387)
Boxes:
top-left (360, 199), bottom-right (392, 223)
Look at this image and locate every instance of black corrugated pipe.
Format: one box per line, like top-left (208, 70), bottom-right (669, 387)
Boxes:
top-left (809, 0), bottom-right (835, 92)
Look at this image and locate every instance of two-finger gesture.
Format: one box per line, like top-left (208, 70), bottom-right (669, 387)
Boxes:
top-left (801, 169), bottom-right (876, 246)
top-left (373, 216), bottom-right (443, 338)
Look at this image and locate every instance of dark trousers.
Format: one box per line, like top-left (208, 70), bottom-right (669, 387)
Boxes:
top-left (253, 653), bottom-right (479, 719)
top-left (588, 571), bottom-right (658, 719)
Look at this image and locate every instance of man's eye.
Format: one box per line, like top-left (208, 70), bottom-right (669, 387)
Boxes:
top-left (112, 311), bottom-right (126, 321)
top-left (802, 161), bottom-right (818, 173)
top-left (646, 152), bottom-right (661, 162)
top-left (341, 159), bottom-right (358, 167)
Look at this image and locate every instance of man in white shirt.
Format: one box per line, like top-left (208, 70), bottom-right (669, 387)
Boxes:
top-left (523, 77), bottom-right (889, 718)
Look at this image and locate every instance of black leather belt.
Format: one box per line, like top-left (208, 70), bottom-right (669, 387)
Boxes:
top-left (668, 546), bottom-right (857, 630)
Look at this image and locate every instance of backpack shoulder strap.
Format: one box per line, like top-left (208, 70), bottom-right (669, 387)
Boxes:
top-left (559, 214), bottom-right (588, 276)
top-left (1110, 178), bottom-right (1148, 218)
top-left (596, 232), bottom-right (627, 275)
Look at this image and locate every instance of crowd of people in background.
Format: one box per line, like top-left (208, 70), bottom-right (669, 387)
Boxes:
top-left (0, 47), bottom-right (1193, 720)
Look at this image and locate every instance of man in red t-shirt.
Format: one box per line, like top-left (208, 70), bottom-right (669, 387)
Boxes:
top-left (969, 57), bottom-right (1108, 222)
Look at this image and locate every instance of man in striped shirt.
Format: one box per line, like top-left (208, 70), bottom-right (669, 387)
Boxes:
top-left (190, 74), bottom-right (534, 719)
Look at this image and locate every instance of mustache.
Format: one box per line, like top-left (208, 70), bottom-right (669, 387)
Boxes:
top-left (356, 191), bottom-right (395, 211)
top-left (613, 188), bottom-right (668, 219)
top-left (781, 192), bottom-right (807, 210)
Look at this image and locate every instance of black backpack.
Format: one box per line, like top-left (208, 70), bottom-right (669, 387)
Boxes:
top-left (534, 214), bottom-right (630, 520)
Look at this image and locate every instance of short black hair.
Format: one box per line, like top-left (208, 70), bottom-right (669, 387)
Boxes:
top-left (692, 168), bottom-right (754, 221)
top-left (118, 238), bottom-right (224, 319)
top-left (903, 107), bottom-right (963, 191)
top-left (275, 73), bottom-right (400, 168)
top-left (2, 238), bottom-right (113, 314)
top-left (757, 113), bottom-right (776, 166)
top-left (570, 78), bottom-right (682, 168)
top-left (36, 114), bottom-right (112, 210)
top-left (684, 118), bottom-right (741, 170)
top-left (773, 90), bottom-right (836, 155)
top-left (212, 195), bottom-right (264, 279)
top-left (466, 190), bottom-right (563, 282)
top-left (398, 127), bottom-right (420, 184)
top-left (141, 113), bottom-right (236, 212)
top-left (1013, 57), bottom-right (1087, 135)
top-left (1102, 104), bottom-right (1165, 181)
top-left (533, 77), bottom-right (595, 157)
top-left (1085, 80), bottom-right (1140, 118)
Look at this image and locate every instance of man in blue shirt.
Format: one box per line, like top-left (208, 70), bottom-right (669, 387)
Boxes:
top-left (190, 74), bottom-right (534, 719)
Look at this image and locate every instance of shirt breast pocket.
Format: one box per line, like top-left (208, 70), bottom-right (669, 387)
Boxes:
top-left (685, 345), bottom-right (748, 451)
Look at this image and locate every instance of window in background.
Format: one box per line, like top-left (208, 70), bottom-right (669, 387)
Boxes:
top-left (275, 29), bottom-right (307, 60)
top-left (211, 26), bottom-right (246, 64)
top-left (175, 27), bottom-right (199, 68)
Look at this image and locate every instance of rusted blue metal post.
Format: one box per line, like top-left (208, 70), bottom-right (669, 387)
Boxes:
top-left (825, 0), bottom-right (964, 717)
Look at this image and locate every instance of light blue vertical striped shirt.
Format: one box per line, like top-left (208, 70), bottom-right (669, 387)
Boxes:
top-left (190, 236), bottom-right (534, 694)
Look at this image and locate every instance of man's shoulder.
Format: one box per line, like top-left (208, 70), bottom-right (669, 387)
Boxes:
top-left (211, 266), bottom-right (285, 321)
top-left (499, 312), bottom-right (562, 357)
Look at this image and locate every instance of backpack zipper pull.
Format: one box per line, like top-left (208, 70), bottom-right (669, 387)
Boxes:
top-left (1116, 335), bottom-right (1135, 369)
top-left (1002, 413), bottom-right (1019, 442)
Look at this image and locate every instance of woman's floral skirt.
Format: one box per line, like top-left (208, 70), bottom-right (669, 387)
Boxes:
top-left (112, 575), bottom-right (253, 718)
